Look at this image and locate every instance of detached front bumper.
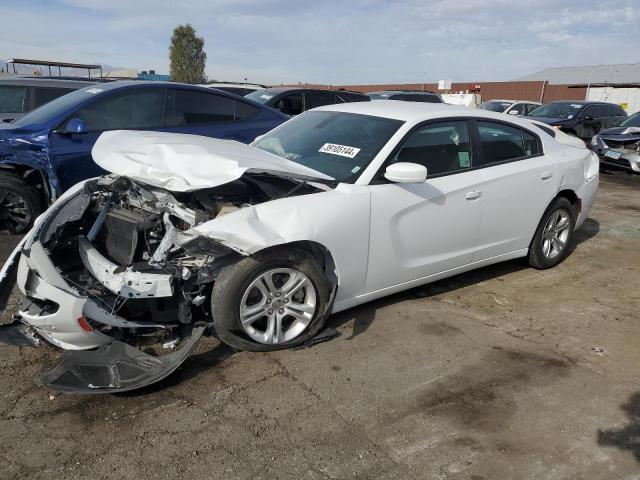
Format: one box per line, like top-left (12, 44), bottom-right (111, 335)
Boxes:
top-left (15, 241), bottom-right (112, 350)
top-left (2, 241), bottom-right (207, 394)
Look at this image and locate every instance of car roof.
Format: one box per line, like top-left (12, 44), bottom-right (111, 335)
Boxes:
top-left (257, 87), bottom-right (365, 95)
top-left (65, 80), bottom-right (240, 93)
top-left (370, 90), bottom-right (439, 95)
top-left (544, 100), bottom-right (612, 106)
top-left (0, 78), bottom-right (98, 88)
top-left (314, 100), bottom-right (545, 125)
top-left (198, 82), bottom-right (266, 89)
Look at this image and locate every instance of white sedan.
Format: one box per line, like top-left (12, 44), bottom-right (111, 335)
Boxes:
top-left (0, 101), bottom-right (599, 393)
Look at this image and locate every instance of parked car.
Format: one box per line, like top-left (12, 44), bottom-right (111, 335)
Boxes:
top-left (526, 101), bottom-right (627, 140)
top-left (0, 78), bottom-right (97, 123)
top-left (0, 101), bottom-right (599, 393)
top-left (197, 82), bottom-right (267, 96)
top-left (590, 111), bottom-right (640, 173)
top-left (479, 99), bottom-right (541, 116)
top-left (368, 90), bottom-right (443, 103)
top-left (245, 88), bottom-right (369, 115)
top-left (0, 81), bottom-right (289, 234)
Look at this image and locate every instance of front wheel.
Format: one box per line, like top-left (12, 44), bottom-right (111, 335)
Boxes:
top-left (211, 248), bottom-right (331, 351)
top-left (0, 172), bottom-right (43, 234)
top-left (528, 197), bottom-right (576, 269)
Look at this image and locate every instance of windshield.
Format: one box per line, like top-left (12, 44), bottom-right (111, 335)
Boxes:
top-left (253, 111), bottom-right (403, 182)
top-left (0, 86), bottom-right (28, 113)
top-left (620, 112), bottom-right (640, 128)
top-left (527, 102), bottom-right (584, 119)
top-left (11, 86), bottom-right (101, 127)
top-left (245, 89), bottom-right (276, 104)
top-left (480, 101), bottom-right (511, 112)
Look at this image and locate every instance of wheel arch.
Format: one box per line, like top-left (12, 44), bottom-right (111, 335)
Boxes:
top-left (556, 188), bottom-right (580, 213)
top-left (254, 240), bottom-right (339, 294)
top-left (0, 164), bottom-right (52, 208)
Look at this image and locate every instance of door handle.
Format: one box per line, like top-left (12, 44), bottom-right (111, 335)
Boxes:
top-left (540, 171), bottom-right (553, 180)
top-left (465, 190), bottom-right (482, 200)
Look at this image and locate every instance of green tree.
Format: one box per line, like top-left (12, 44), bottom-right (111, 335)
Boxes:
top-left (169, 24), bottom-right (207, 83)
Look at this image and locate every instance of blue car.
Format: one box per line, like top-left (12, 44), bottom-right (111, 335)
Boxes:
top-left (0, 81), bottom-right (288, 233)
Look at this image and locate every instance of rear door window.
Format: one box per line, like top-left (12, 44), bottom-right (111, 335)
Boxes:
top-left (0, 86), bottom-right (28, 113)
top-left (477, 121), bottom-right (541, 166)
top-left (68, 88), bottom-right (165, 131)
top-left (165, 89), bottom-right (235, 125)
top-left (234, 100), bottom-right (260, 120)
top-left (582, 105), bottom-right (602, 119)
top-left (605, 104), bottom-right (625, 117)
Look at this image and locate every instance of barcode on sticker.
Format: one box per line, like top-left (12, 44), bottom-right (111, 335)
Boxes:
top-left (318, 143), bottom-right (361, 158)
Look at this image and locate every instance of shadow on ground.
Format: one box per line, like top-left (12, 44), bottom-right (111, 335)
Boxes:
top-left (598, 392), bottom-right (640, 462)
top-left (328, 216), bottom-right (599, 342)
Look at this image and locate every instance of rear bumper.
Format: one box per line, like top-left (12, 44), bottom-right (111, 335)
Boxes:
top-left (575, 175), bottom-right (599, 229)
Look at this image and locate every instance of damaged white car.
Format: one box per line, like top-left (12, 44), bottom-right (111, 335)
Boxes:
top-left (0, 102), bottom-right (599, 393)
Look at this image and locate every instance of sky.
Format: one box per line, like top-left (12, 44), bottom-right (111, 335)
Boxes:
top-left (1, 0), bottom-right (639, 85)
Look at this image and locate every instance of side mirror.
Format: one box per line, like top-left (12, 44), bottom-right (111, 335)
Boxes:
top-left (384, 162), bottom-right (427, 184)
top-left (582, 115), bottom-right (594, 122)
top-left (508, 109), bottom-right (519, 115)
top-left (64, 118), bottom-right (87, 134)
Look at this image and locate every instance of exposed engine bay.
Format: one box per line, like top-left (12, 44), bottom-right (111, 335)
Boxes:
top-left (50, 173), bottom-right (323, 339)
top-left (5, 172), bottom-right (326, 393)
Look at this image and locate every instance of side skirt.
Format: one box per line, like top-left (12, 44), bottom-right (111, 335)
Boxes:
top-left (332, 249), bottom-right (528, 313)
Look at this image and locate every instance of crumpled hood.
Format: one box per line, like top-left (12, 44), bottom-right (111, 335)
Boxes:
top-left (92, 130), bottom-right (333, 192)
top-left (598, 126), bottom-right (640, 142)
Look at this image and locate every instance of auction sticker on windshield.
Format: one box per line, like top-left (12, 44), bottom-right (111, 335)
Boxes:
top-left (318, 143), bottom-right (361, 158)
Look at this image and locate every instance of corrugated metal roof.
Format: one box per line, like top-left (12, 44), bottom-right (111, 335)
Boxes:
top-left (514, 64), bottom-right (640, 85)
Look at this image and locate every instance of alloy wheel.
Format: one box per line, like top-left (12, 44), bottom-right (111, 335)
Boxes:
top-left (541, 209), bottom-right (571, 260)
top-left (0, 189), bottom-right (33, 234)
top-left (239, 268), bottom-right (317, 345)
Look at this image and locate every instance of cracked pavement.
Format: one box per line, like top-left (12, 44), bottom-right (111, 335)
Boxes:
top-left (1, 173), bottom-right (639, 479)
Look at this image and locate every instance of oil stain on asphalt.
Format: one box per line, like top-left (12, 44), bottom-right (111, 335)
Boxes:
top-left (387, 346), bottom-right (573, 432)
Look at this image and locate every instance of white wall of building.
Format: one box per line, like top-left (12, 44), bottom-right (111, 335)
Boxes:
top-left (587, 86), bottom-right (640, 114)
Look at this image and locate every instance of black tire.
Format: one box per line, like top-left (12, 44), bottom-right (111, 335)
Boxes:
top-left (211, 248), bottom-right (331, 352)
top-left (528, 197), bottom-right (576, 270)
top-left (0, 172), bottom-right (43, 235)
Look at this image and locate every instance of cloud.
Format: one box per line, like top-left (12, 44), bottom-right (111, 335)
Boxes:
top-left (1, 0), bottom-right (638, 84)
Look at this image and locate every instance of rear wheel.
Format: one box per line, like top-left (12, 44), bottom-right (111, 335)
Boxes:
top-left (528, 197), bottom-right (576, 269)
top-left (211, 248), bottom-right (331, 351)
top-left (0, 172), bottom-right (42, 234)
